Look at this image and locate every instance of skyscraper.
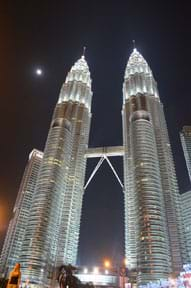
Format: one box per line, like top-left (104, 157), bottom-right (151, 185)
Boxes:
top-left (180, 126), bottom-right (191, 183)
top-left (122, 49), bottom-right (184, 285)
top-left (180, 126), bottom-right (191, 263)
top-left (181, 190), bottom-right (191, 263)
top-left (0, 149), bottom-right (43, 277)
top-left (19, 55), bottom-right (92, 287)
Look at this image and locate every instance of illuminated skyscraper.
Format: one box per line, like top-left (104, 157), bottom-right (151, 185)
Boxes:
top-left (0, 149), bottom-right (43, 277)
top-left (181, 190), bottom-right (191, 263)
top-left (19, 55), bottom-right (92, 287)
top-left (180, 126), bottom-right (191, 183)
top-left (180, 127), bottom-right (191, 263)
top-left (122, 49), bottom-right (184, 285)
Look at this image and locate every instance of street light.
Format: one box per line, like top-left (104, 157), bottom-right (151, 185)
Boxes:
top-left (124, 258), bottom-right (128, 267)
top-left (83, 268), bottom-right (88, 274)
top-left (104, 260), bottom-right (111, 269)
top-left (93, 267), bottom-right (99, 274)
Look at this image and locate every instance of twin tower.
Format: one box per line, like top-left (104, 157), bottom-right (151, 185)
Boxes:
top-left (0, 49), bottom-right (185, 286)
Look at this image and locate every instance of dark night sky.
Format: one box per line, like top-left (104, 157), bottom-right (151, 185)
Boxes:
top-left (0, 0), bottom-right (191, 267)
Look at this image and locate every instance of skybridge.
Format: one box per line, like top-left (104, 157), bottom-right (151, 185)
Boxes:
top-left (84, 146), bottom-right (125, 191)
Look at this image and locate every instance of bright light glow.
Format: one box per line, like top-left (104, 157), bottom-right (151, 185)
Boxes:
top-left (36, 68), bottom-right (43, 76)
top-left (105, 269), bottom-right (109, 275)
top-left (83, 268), bottom-right (88, 274)
top-left (124, 258), bottom-right (128, 266)
top-left (104, 260), bottom-right (111, 268)
top-left (93, 267), bottom-right (99, 274)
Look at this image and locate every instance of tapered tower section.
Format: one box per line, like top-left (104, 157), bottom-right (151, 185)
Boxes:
top-left (20, 55), bottom-right (92, 287)
top-left (122, 49), bottom-right (183, 285)
top-left (180, 126), bottom-right (191, 183)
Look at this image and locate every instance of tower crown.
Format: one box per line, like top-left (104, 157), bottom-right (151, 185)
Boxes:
top-left (66, 55), bottom-right (91, 87)
top-left (123, 48), bottom-right (159, 102)
top-left (126, 48), bottom-right (152, 77)
top-left (58, 55), bottom-right (92, 110)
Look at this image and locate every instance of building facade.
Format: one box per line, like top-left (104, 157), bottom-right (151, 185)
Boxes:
top-left (0, 149), bottom-right (43, 277)
top-left (180, 126), bottom-right (191, 183)
top-left (19, 55), bottom-right (92, 287)
top-left (181, 191), bottom-right (191, 263)
top-left (122, 49), bottom-right (184, 285)
top-left (180, 126), bottom-right (191, 263)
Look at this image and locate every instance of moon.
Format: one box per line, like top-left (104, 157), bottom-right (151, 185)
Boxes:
top-left (35, 68), bottom-right (43, 76)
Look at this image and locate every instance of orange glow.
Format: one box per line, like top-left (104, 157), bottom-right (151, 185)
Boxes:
top-left (0, 202), bottom-right (8, 232)
top-left (104, 259), bottom-right (111, 268)
top-left (124, 258), bottom-right (128, 266)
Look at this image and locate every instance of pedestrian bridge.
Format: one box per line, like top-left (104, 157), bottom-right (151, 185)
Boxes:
top-left (84, 146), bottom-right (125, 191)
top-left (85, 146), bottom-right (125, 158)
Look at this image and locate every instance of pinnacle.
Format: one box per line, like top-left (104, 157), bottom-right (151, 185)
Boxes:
top-left (127, 48), bottom-right (148, 67)
top-left (71, 54), bottom-right (89, 73)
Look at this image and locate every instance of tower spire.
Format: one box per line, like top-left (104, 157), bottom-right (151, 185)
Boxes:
top-left (82, 46), bottom-right (86, 57)
top-left (132, 39), bottom-right (136, 50)
top-left (58, 52), bottom-right (92, 109)
top-left (123, 48), bottom-right (159, 100)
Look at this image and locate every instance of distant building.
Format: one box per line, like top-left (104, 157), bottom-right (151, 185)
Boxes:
top-left (180, 126), bottom-right (191, 183)
top-left (181, 191), bottom-right (191, 263)
top-left (0, 149), bottom-right (43, 277)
